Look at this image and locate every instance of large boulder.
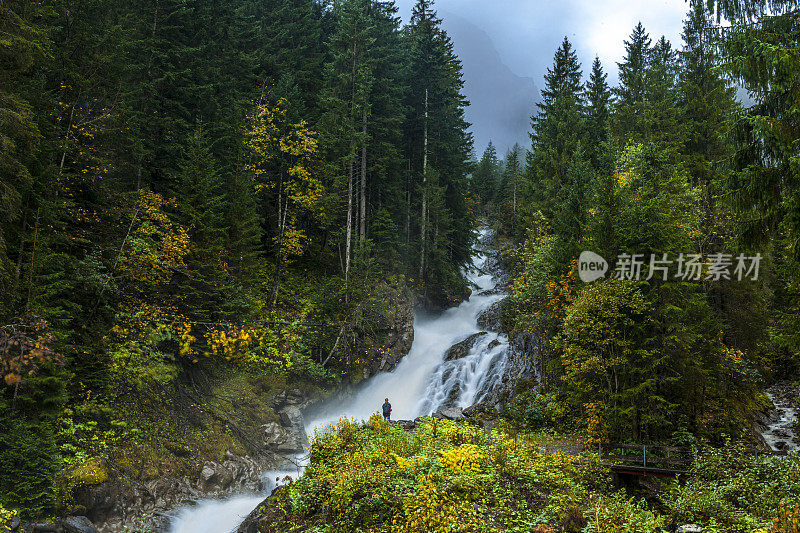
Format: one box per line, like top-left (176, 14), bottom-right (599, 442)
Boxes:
top-left (444, 332), bottom-right (488, 361)
top-left (61, 516), bottom-right (98, 533)
top-left (434, 407), bottom-right (464, 420)
top-left (262, 418), bottom-right (307, 453)
top-left (476, 300), bottom-right (505, 332)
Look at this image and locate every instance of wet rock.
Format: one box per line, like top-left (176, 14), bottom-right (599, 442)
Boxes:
top-left (26, 523), bottom-right (61, 533)
top-left (476, 300), bottom-right (505, 332)
top-left (271, 389), bottom-right (305, 409)
top-left (200, 464), bottom-right (216, 482)
top-left (62, 516), bottom-right (97, 533)
top-left (395, 420), bottom-right (416, 430)
top-left (676, 525), bottom-right (703, 533)
top-left (462, 401), bottom-right (497, 419)
top-left (434, 407), bottom-right (463, 420)
top-left (487, 339), bottom-right (501, 350)
top-left (444, 332), bottom-right (488, 361)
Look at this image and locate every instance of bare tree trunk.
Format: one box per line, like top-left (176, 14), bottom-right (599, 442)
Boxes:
top-left (419, 87), bottom-right (428, 280)
top-left (345, 38), bottom-right (357, 302)
top-left (25, 207), bottom-right (41, 313)
top-left (513, 174), bottom-right (517, 216)
top-left (345, 159), bottom-right (354, 292)
top-left (405, 162), bottom-right (411, 245)
top-left (270, 175), bottom-right (285, 308)
top-left (360, 110), bottom-right (367, 240)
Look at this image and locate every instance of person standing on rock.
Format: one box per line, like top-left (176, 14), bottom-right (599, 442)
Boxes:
top-left (382, 398), bottom-right (392, 421)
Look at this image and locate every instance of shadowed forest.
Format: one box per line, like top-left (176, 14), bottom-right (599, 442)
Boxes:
top-left (1, 0), bottom-right (800, 530)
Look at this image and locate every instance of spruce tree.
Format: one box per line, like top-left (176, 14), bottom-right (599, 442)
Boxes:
top-left (584, 57), bottom-right (612, 172)
top-left (173, 128), bottom-right (227, 320)
top-left (644, 36), bottom-right (685, 151)
top-left (404, 0), bottom-right (473, 302)
top-left (526, 36), bottom-right (584, 223)
top-left (613, 22), bottom-right (652, 140)
top-left (471, 141), bottom-right (500, 205)
top-left (0, 0), bottom-right (48, 319)
top-left (497, 144), bottom-right (524, 235)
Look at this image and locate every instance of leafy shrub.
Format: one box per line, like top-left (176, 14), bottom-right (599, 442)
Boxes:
top-left (583, 492), bottom-right (664, 533)
top-left (664, 445), bottom-right (800, 532)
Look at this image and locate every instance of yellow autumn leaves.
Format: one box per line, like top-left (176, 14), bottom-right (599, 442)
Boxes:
top-left (246, 97), bottom-right (325, 263)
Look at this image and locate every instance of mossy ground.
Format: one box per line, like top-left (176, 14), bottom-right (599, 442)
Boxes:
top-left (54, 362), bottom-right (322, 511)
top-left (246, 416), bottom-right (800, 533)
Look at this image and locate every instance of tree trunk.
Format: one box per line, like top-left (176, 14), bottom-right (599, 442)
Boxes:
top-left (25, 207), bottom-right (41, 313)
top-left (419, 87), bottom-right (428, 280)
top-left (360, 109), bottom-right (367, 240)
top-left (270, 175), bottom-right (286, 308)
top-left (345, 158), bottom-right (354, 291)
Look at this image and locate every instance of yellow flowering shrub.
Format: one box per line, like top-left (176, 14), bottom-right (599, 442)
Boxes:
top-left (439, 444), bottom-right (486, 474)
top-left (391, 476), bottom-right (494, 533)
top-left (0, 504), bottom-right (17, 532)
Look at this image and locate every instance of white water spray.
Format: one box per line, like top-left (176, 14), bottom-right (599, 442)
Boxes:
top-left (168, 471), bottom-right (296, 533)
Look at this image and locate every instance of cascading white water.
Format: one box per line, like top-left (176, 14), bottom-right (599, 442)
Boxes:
top-left (168, 471), bottom-right (296, 533)
top-left (763, 385), bottom-right (800, 453)
top-left (305, 228), bottom-right (509, 433)
top-left (167, 229), bottom-right (509, 532)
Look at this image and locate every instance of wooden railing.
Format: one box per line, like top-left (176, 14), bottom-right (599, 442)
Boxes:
top-left (599, 443), bottom-right (694, 469)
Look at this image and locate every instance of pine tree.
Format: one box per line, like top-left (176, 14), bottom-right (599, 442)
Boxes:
top-left (584, 57), bottom-right (612, 172)
top-left (644, 35), bottom-right (685, 151)
top-left (526, 36), bottom-right (584, 224)
top-left (363, 1), bottom-right (407, 240)
top-left (404, 0), bottom-right (473, 303)
top-left (319, 0), bottom-right (377, 294)
top-left (497, 144), bottom-right (524, 235)
top-left (613, 22), bottom-right (652, 140)
top-left (0, 0), bottom-right (48, 319)
top-left (224, 169), bottom-right (262, 313)
top-left (173, 128), bottom-right (227, 320)
top-left (471, 141), bottom-right (500, 205)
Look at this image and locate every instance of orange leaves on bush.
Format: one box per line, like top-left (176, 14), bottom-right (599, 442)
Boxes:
top-left (1, 315), bottom-right (62, 389)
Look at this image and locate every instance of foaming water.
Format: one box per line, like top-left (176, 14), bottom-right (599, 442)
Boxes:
top-left (305, 230), bottom-right (508, 434)
top-left (764, 389), bottom-right (799, 453)
top-left (168, 471), bottom-right (295, 533)
top-left (168, 495), bottom-right (265, 533)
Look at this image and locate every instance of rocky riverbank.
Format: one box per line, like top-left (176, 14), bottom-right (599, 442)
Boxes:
top-left (755, 381), bottom-right (800, 452)
top-left (13, 281), bottom-right (418, 533)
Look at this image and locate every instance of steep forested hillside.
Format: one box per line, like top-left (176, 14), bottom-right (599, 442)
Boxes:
top-left (1, 0), bottom-right (473, 520)
top-left (478, 1), bottom-right (800, 446)
top-left (2, 0), bottom-right (800, 529)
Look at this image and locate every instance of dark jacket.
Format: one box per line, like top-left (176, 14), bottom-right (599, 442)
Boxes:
top-left (382, 402), bottom-right (391, 416)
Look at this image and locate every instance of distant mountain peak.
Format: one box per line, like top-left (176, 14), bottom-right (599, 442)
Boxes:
top-left (440, 10), bottom-right (539, 155)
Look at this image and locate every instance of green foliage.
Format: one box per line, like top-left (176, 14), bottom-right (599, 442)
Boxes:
top-left (0, 367), bottom-right (66, 519)
top-left (471, 141), bottom-right (500, 205)
top-left (664, 445), bottom-right (800, 531)
top-left (293, 418), bottom-right (609, 533)
top-left (583, 492), bottom-right (665, 533)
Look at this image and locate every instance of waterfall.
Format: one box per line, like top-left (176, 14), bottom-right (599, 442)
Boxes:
top-left (304, 228), bottom-right (509, 432)
top-left (168, 471), bottom-right (296, 533)
top-left (167, 229), bottom-right (512, 532)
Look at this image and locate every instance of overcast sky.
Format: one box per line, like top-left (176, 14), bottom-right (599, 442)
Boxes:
top-left (395, 0), bottom-right (692, 85)
top-left (392, 0), bottom-right (694, 153)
